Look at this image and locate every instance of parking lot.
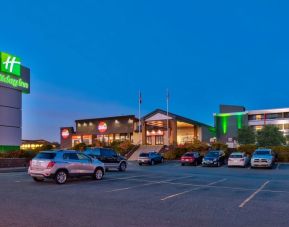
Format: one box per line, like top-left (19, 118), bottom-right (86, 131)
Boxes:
top-left (1, 162), bottom-right (289, 227)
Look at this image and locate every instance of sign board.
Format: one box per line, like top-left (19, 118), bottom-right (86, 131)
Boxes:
top-left (0, 52), bottom-right (30, 94)
top-left (61, 129), bottom-right (70, 139)
top-left (98, 122), bottom-right (107, 133)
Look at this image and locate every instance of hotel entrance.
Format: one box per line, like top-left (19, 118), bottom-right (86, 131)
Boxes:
top-left (141, 109), bottom-right (212, 146)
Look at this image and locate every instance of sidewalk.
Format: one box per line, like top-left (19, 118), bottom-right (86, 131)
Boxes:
top-left (0, 167), bottom-right (27, 173)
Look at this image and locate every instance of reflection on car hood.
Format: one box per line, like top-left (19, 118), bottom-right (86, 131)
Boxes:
top-left (252, 155), bottom-right (273, 159)
top-left (203, 157), bottom-right (216, 161)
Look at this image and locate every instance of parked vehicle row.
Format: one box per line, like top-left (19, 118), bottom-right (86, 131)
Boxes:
top-left (180, 149), bottom-right (276, 169)
top-left (28, 148), bottom-right (277, 184)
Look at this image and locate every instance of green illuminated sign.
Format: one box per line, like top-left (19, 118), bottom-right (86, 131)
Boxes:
top-left (217, 113), bottom-right (245, 135)
top-left (0, 52), bottom-right (30, 94)
top-left (0, 52), bottom-right (21, 76)
top-left (0, 73), bottom-right (29, 90)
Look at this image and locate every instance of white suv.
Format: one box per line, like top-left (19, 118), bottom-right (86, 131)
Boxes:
top-left (28, 150), bottom-right (105, 184)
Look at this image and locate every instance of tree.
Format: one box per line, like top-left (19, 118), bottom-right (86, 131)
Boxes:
top-left (256, 125), bottom-right (286, 147)
top-left (237, 127), bottom-right (256, 145)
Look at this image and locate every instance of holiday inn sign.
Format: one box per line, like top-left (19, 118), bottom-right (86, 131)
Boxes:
top-left (0, 52), bottom-right (30, 93)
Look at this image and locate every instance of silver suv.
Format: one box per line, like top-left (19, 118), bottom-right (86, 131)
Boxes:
top-left (28, 150), bottom-right (105, 184)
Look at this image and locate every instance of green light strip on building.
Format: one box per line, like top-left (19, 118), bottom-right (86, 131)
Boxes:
top-left (237, 114), bottom-right (243, 129)
top-left (221, 116), bottom-right (228, 134)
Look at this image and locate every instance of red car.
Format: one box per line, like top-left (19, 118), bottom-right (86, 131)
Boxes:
top-left (180, 152), bottom-right (202, 166)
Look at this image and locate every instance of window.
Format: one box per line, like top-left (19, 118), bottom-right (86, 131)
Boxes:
top-left (101, 149), bottom-right (116, 157)
top-left (284, 113), bottom-right (289, 118)
top-left (36, 153), bottom-right (56, 160)
top-left (77, 153), bottom-right (90, 160)
top-left (63, 153), bottom-right (79, 160)
top-left (266, 113), bottom-right (282, 119)
top-left (146, 136), bottom-right (152, 145)
top-left (155, 135), bottom-right (164, 145)
top-left (249, 114), bottom-right (264, 120)
top-left (284, 124), bottom-right (289, 130)
top-left (254, 126), bottom-right (263, 131)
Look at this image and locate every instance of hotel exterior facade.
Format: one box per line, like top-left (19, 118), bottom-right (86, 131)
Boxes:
top-left (215, 105), bottom-right (289, 146)
top-left (60, 109), bottom-right (214, 149)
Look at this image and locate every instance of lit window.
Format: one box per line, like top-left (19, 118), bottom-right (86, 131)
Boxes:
top-left (89, 122), bottom-right (93, 126)
top-left (78, 123), bottom-right (81, 127)
top-left (256, 115), bottom-right (263, 120)
top-left (255, 126), bottom-right (263, 131)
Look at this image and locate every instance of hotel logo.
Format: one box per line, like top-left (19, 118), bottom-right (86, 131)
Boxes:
top-left (0, 52), bottom-right (21, 76)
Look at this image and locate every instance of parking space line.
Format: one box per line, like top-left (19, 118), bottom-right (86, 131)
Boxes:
top-left (160, 178), bottom-right (227, 201)
top-left (106, 175), bottom-right (197, 193)
top-left (239, 181), bottom-right (270, 208)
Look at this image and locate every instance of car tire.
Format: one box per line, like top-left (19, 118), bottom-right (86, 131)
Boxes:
top-left (54, 170), bottom-right (68, 184)
top-left (217, 161), bottom-right (221, 167)
top-left (33, 177), bottom-right (44, 182)
top-left (139, 163), bottom-right (142, 166)
top-left (118, 162), bottom-right (127, 172)
top-left (150, 160), bottom-right (155, 165)
top-left (93, 168), bottom-right (104, 180)
top-left (181, 163), bottom-right (185, 166)
top-left (161, 158), bottom-right (164, 163)
top-left (193, 160), bottom-right (197, 166)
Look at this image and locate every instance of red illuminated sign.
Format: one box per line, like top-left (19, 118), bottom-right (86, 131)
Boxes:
top-left (98, 122), bottom-right (107, 133)
top-left (61, 129), bottom-right (70, 139)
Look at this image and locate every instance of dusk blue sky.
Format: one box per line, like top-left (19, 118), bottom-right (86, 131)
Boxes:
top-left (1, 0), bottom-right (289, 142)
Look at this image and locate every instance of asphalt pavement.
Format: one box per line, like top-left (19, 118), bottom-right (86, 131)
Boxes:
top-left (1, 161), bottom-right (289, 227)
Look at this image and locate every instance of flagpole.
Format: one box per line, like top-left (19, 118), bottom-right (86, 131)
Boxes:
top-left (138, 90), bottom-right (142, 145)
top-left (166, 89), bottom-right (169, 146)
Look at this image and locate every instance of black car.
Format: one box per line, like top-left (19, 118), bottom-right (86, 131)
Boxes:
top-left (202, 150), bottom-right (225, 167)
top-left (84, 148), bottom-right (127, 171)
top-left (138, 152), bottom-right (164, 165)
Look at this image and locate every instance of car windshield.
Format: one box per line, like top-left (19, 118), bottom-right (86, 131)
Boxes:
top-left (140, 153), bottom-right (149, 157)
top-left (230, 154), bottom-right (243, 158)
top-left (35, 152), bottom-right (56, 160)
top-left (254, 150), bottom-right (270, 155)
top-left (206, 152), bottom-right (219, 157)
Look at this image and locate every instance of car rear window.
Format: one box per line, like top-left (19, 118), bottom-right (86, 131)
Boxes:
top-left (230, 155), bottom-right (242, 158)
top-left (140, 153), bottom-right (149, 157)
top-left (35, 152), bottom-right (56, 160)
top-left (184, 153), bottom-right (194, 157)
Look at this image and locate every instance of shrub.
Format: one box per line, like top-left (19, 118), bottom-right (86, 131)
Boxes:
top-left (110, 140), bottom-right (134, 156)
top-left (238, 144), bottom-right (257, 156)
top-left (73, 143), bottom-right (87, 151)
top-left (0, 150), bottom-right (38, 159)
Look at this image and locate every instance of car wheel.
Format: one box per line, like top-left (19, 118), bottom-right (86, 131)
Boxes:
top-left (181, 163), bottom-right (185, 166)
top-left (217, 161), bottom-right (221, 167)
top-left (193, 160), bottom-right (197, 166)
top-left (54, 170), bottom-right (68, 184)
top-left (118, 162), bottom-right (127, 172)
top-left (33, 177), bottom-right (44, 182)
top-left (150, 160), bottom-right (155, 165)
top-left (139, 163), bottom-right (142, 166)
top-left (93, 168), bottom-right (104, 180)
top-left (161, 158), bottom-right (164, 163)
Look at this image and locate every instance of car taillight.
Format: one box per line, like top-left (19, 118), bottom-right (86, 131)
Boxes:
top-left (47, 161), bottom-right (55, 169)
top-left (29, 160), bottom-right (32, 166)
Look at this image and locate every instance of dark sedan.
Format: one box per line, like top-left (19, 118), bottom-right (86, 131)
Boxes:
top-left (202, 150), bottom-right (225, 167)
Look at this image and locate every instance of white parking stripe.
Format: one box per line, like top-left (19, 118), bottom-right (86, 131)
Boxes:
top-left (239, 181), bottom-right (270, 208)
top-left (161, 178), bottom-right (227, 201)
top-left (106, 175), bottom-right (197, 192)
